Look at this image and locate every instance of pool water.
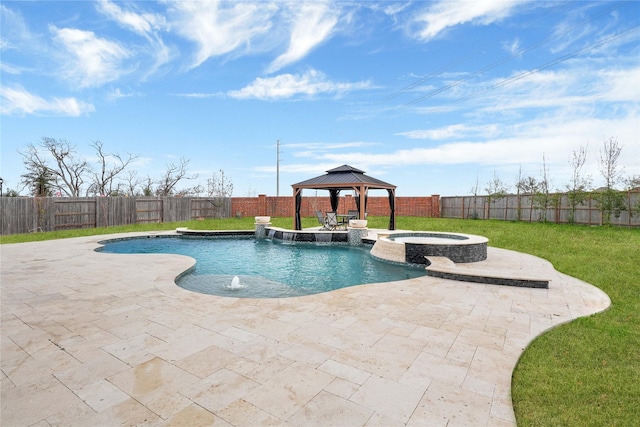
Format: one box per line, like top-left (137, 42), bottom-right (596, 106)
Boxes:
top-left (99, 236), bottom-right (426, 298)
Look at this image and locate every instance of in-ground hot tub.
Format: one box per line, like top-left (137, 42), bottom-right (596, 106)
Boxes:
top-left (370, 231), bottom-right (488, 264)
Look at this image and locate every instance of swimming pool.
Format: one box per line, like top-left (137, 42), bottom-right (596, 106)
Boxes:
top-left (98, 236), bottom-right (426, 298)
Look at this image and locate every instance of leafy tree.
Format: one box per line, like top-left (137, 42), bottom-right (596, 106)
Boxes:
top-left (142, 175), bottom-right (155, 196)
top-left (596, 137), bottom-right (626, 225)
top-left (517, 176), bottom-right (539, 222)
top-left (565, 144), bottom-right (592, 224)
top-left (484, 171), bottom-right (509, 219)
top-left (624, 175), bottom-right (640, 218)
top-left (20, 164), bottom-right (56, 196)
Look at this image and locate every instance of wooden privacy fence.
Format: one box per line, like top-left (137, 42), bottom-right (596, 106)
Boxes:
top-left (0, 197), bottom-right (232, 235)
top-left (440, 191), bottom-right (640, 227)
top-left (2, 192), bottom-right (637, 234)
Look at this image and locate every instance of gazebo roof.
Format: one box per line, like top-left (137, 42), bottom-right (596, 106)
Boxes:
top-left (292, 165), bottom-right (396, 190)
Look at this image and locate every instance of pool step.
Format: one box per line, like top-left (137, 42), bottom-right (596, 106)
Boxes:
top-left (425, 256), bottom-right (550, 289)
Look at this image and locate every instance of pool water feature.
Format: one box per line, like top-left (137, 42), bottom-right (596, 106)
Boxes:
top-left (98, 236), bottom-right (426, 298)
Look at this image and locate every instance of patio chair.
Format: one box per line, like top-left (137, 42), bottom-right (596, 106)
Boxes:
top-left (316, 210), bottom-right (328, 230)
top-left (347, 210), bottom-right (359, 220)
top-left (325, 212), bottom-right (339, 231)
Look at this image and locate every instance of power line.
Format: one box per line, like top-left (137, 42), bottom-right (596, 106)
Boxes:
top-left (399, 1), bottom-right (627, 107)
top-left (429, 24), bottom-right (640, 110)
top-left (276, 139), bottom-right (282, 196)
top-left (381, 55), bottom-right (469, 103)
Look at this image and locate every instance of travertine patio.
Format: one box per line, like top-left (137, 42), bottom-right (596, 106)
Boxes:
top-left (0, 231), bottom-right (610, 426)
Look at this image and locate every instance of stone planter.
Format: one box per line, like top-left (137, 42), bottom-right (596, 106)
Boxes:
top-left (348, 219), bottom-right (367, 228)
top-left (255, 216), bottom-right (271, 224)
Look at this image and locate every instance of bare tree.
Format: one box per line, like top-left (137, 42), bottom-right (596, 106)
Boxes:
top-left (597, 137), bottom-right (626, 225)
top-left (176, 185), bottom-right (204, 197)
top-left (19, 137), bottom-right (91, 196)
top-left (207, 169), bottom-right (234, 197)
top-left (468, 173), bottom-right (481, 219)
top-left (88, 141), bottom-right (137, 196)
top-left (245, 185), bottom-right (257, 197)
top-left (514, 165), bottom-right (524, 221)
top-left (599, 137), bottom-right (624, 189)
top-left (565, 144), bottom-right (592, 224)
top-left (122, 170), bottom-right (143, 196)
top-left (155, 158), bottom-right (197, 196)
top-left (533, 154), bottom-right (553, 222)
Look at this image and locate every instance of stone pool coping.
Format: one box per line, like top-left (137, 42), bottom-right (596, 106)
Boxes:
top-left (1, 230), bottom-right (611, 426)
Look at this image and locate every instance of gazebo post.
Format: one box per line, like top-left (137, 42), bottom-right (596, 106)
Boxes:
top-left (359, 185), bottom-right (366, 220)
top-left (293, 187), bottom-right (302, 230)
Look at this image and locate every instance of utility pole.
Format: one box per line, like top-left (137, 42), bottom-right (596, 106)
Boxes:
top-left (276, 139), bottom-right (280, 196)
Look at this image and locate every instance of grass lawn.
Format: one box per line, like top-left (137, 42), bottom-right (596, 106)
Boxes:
top-left (2, 216), bottom-right (638, 426)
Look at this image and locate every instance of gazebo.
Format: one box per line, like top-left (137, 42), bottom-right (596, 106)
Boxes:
top-left (291, 165), bottom-right (397, 230)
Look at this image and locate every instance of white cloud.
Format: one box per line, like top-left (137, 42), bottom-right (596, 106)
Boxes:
top-left (97, 0), bottom-right (171, 74)
top-left (227, 69), bottom-right (372, 100)
top-left (0, 4), bottom-right (32, 51)
top-left (50, 25), bottom-right (131, 88)
top-left (267, 2), bottom-right (339, 73)
top-left (286, 141), bottom-right (376, 158)
top-left (412, 0), bottom-right (527, 41)
top-left (175, 92), bottom-right (225, 99)
top-left (397, 124), bottom-right (501, 140)
top-left (0, 85), bottom-right (95, 116)
top-left (97, 0), bottom-right (166, 36)
top-left (0, 62), bottom-right (26, 75)
top-left (106, 88), bottom-right (143, 103)
top-left (502, 38), bottom-right (521, 55)
top-left (168, 1), bottom-right (277, 69)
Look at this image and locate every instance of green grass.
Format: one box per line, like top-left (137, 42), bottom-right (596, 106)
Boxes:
top-left (1, 217), bottom-right (638, 425)
top-left (0, 217), bottom-right (315, 244)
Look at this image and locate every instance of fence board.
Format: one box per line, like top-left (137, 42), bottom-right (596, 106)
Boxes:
top-left (136, 198), bottom-right (163, 223)
top-left (54, 198), bottom-right (97, 230)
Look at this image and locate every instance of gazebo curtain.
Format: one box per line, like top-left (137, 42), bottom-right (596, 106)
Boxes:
top-left (329, 189), bottom-right (340, 212)
top-left (388, 189), bottom-right (396, 230)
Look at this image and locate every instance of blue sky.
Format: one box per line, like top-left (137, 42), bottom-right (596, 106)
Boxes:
top-left (1, 0), bottom-right (639, 197)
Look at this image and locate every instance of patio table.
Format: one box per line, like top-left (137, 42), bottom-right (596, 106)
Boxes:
top-left (336, 214), bottom-right (357, 226)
